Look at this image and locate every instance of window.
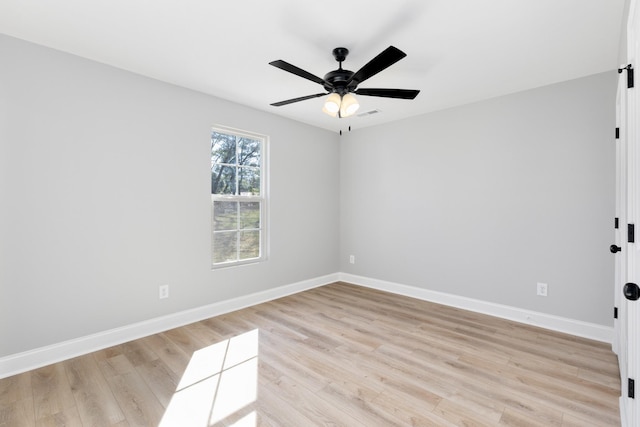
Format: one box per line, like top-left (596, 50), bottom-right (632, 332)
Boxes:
top-left (211, 126), bottom-right (267, 267)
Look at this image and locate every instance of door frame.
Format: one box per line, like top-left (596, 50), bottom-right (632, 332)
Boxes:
top-left (614, 67), bottom-right (627, 358)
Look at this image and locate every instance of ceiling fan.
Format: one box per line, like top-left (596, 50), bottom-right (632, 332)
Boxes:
top-left (269, 46), bottom-right (420, 118)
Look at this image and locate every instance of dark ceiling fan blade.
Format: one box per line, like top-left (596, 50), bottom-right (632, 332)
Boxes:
top-left (347, 46), bottom-right (407, 85)
top-left (354, 88), bottom-right (420, 99)
top-left (270, 93), bottom-right (327, 107)
top-left (269, 60), bottom-right (327, 87)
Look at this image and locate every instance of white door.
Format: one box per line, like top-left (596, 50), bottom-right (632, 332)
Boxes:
top-left (620, 2), bottom-right (640, 425)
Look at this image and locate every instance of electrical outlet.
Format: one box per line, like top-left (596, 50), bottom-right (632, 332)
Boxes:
top-left (159, 285), bottom-right (169, 299)
top-left (536, 282), bottom-right (548, 297)
top-left (349, 255), bottom-right (355, 264)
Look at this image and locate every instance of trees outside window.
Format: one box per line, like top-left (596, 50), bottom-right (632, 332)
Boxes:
top-left (211, 127), bottom-right (266, 267)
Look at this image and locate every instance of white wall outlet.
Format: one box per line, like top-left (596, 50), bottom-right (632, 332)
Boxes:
top-left (349, 255), bottom-right (355, 264)
top-left (159, 284), bottom-right (169, 299)
top-left (536, 282), bottom-right (548, 297)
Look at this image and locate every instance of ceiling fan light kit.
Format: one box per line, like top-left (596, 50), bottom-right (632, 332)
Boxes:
top-left (323, 92), bottom-right (360, 118)
top-left (269, 46), bottom-right (419, 119)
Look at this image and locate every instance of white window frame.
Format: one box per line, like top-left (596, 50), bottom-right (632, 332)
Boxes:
top-left (211, 125), bottom-right (268, 268)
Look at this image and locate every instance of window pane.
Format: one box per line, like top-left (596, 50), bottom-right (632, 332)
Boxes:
top-left (238, 167), bottom-right (260, 196)
top-left (211, 132), bottom-right (237, 165)
top-left (211, 165), bottom-right (236, 195)
top-left (239, 202), bottom-right (260, 229)
top-left (213, 201), bottom-right (237, 231)
top-left (213, 231), bottom-right (238, 263)
top-left (239, 230), bottom-right (260, 260)
top-left (238, 137), bottom-right (261, 167)
top-left (211, 127), bottom-right (266, 268)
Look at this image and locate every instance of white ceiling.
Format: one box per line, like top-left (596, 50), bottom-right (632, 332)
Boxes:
top-left (0, 0), bottom-right (627, 133)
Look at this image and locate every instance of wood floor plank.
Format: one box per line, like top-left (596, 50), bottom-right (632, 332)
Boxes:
top-left (261, 374), bottom-right (367, 427)
top-left (0, 371), bottom-right (32, 404)
top-left (119, 340), bottom-right (160, 368)
top-left (162, 327), bottom-right (207, 356)
top-left (97, 354), bottom-right (165, 427)
top-left (104, 369), bottom-right (164, 427)
top-left (577, 366), bottom-right (621, 390)
top-left (34, 409), bottom-right (82, 427)
top-left (0, 282), bottom-right (621, 426)
top-left (257, 335), bottom-right (331, 393)
top-left (133, 358), bottom-right (180, 408)
top-left (561, 412), bottom-right (617, 427)
top-left (499, 405), bottom-right (563, 427)
top-left (315, 380), bottom-right (408, 426)
top-left (139, 333), bottom-right (190, 379)
top-left (371, 390), bottom-right (456, 427)
top-left (333, 344), bottom-right (443, 408)
top-left (31, 364), bottom-right (76, 422)
top-left (0, 398), bottom-right (36, 427)
top-left (63, 354), bottom-right (125, 426)
top-left (433, 398), bottom-right (502, 427)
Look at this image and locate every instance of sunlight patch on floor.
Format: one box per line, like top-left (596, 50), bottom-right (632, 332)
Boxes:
top-left (159, 329), bottom-right (259, 426)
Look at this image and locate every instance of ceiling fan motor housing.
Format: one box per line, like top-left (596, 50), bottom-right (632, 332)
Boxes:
top-left (325, 47), bottom-right (356, 94)
top-left (323, 69), bottom-right (356, 94)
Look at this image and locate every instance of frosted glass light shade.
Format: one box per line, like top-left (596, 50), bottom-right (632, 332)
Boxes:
top-left (340, 93), bottom-right (359, 117)
top-left (323, 93), bottom-right (341, 114)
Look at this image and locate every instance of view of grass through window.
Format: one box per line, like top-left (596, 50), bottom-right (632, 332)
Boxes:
top-left (211, 128), bottom-right (264, 266)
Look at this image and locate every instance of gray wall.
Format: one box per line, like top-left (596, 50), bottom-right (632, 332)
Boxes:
top-left (619, 0), bottom-right (632, 64)
top-left (340, 71), bottom-right (617, 326)
top-left (0, 35), bottom-right (340, 357)
top-left (0, 32), bottom-right (618, 359)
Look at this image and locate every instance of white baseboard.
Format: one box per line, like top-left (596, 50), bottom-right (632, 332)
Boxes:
top-left (0, 273), bottom-right (338, 379)
top-left (1, 271), bottom-right (613, 379)
top-left (338, 273), bottom-right (614, 344)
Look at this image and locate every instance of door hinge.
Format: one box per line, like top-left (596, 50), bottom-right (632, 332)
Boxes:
top-left (614, 306), bottom-right (618, 319)
top-left (629, 223), bottom-right (635, 243)
top-left (620, 64), bottom-right (635, 88)
top-left (629, 378), bottom-right (635, 398)
top-left (616, 127), bottom-right (620, 139)
top-left (615, 217), bottom-right (619, 229)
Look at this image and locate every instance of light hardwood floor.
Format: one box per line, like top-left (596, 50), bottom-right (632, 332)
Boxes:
top-left (0, 282), bottom-right (621, 426)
